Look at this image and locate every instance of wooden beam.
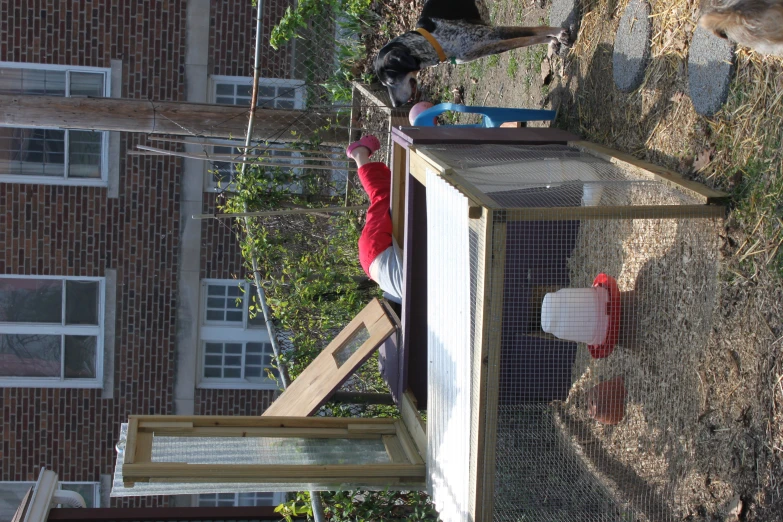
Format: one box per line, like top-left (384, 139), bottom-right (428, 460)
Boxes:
top-left (504, 204), bottom-right (727, 221)
top-left (128, 415), bottom-right (397, 428)
top-left (399, 390), bottom-right (427, 460)
top-left (122, 463), bottom-right (426, 481)
top-left (0, 94), bottom-right (346, 145)
top-left (571, 140), bottom-right (729, 204)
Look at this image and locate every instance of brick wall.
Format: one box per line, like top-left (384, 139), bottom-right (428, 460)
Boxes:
top-left (0, 0), bottom-right (297, 508)
top-left (0, 0), bottom-right (186, 509)
top-left (209, 0), bottom-right (294, 78)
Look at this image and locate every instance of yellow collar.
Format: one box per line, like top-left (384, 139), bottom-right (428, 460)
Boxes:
top-left (414, 27), bottom-right (448, 63)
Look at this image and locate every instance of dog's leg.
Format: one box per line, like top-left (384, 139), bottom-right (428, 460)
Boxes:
top-left (462, 26), bottom-right (572, 61)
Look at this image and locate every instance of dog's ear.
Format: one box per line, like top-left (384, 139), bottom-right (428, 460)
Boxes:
top-left (375, 43), bottom-right (421, 82)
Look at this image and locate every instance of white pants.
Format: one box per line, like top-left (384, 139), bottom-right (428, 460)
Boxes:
top-left (368, 240), bottom-right (403, 304)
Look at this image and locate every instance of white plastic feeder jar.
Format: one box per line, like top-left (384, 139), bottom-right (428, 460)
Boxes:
top-left (541, 286), bottom-right (610, 345)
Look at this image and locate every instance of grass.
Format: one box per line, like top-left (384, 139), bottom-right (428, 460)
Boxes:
top-left (507, 54), bottom-right (519, 78)
top-left (487, 54), bottom-right (500, 68)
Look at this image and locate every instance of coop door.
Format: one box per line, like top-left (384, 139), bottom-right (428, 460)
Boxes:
top-left (263, 298), bottom-right (397, 417)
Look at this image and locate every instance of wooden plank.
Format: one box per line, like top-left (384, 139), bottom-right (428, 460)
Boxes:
top-left (400, 390), bottom-right (427, 459)
top-left (468, 211), bottom-right (492, 520)
top-left (128, 415), bottom-right (396, 428)
top-left (144, 477), bottom-right (416, 488)
top-left (391, 141), bottom-right (407, 247)
top-left (478, 219), bottom-right (506, 522)
top-left (505, 205), bottom-right (726, 221)
top-left (394, 421), bottom-right (424, 465)
top-left (352, 82), bottom-right (393, 114)
top-left (572, 140), bottom-right (728, 204)
top-left (412, 147), bottom-right (498, 210)
top-left (383, 435), bottom-right (409, 464)
top-left (138, 421), bottom-right (194, 431)
top-left (347, 424), bottom-right (398, 435)
top-left (123, 463), bottom-right (426, 481)
top-left (263, 298), bottom-right (397, 416)
top-left (408, 147), bottom-right (442, 186)
top-left (394, 126), bottom-right (580, 145)
top-left (135, 432), bottom-right (153, 465)
top-left (159, 427), bottom-right (384, 439)
top-left (123, 417), bottom-right (139, 465)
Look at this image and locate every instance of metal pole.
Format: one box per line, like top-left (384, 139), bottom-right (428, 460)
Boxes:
top-left (243, 2), bottom-right (326, 521)
top-left (192, 205), bottom-right (368, 220)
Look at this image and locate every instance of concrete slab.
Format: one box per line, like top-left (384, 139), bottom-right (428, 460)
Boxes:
top-left (613, 0), bottom-right (652, 92)
top-left (550, 0), bottom-right (579, 29)
top-left (689, 26), bottom-right (735, 116)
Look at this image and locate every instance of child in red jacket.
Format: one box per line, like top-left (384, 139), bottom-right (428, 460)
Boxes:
top-left (346, 135), bottom-right (403, 303)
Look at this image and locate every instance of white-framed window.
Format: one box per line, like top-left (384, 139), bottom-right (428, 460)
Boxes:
top-left (0, 276), bottom-right (105, 388)
top-left (210, 75), bottom-right (305, 110)
top-left (0, 62), bottom-right (111, 186)
top-left (198, 280), bottom-right (278, 390)
top-left (0, 481), bottom-right (100, 519)
top-left (197, 491), bottom-right (284, 507)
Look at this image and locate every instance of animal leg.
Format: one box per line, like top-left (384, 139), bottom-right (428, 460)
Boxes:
top-left (492, 25), bottom-right (571, 43)
top-left (463, 27), bottom-right (571, 61)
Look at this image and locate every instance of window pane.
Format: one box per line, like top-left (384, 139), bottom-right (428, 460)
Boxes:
top-left (60, 483), bottom-right (97, 507)
top-left (224, 367), bottom-right (241, 378)
top-left (277, 100), bottom-right (295, 110)
top-left (69, 72), bottom-right (104, 97)
top-left (68, 131), bottom-right (102, 178)
top-left (215, 96), bottom-right (234, 105)
top-left (225, 343), bottom-right (242, 354)
top-left (0, 68), bottom-right (66, 96)
top-left (65, 280), bottom-right (99, 325)
top-left (257, 86), bottom-right (276, 98)
top-left (225, 310), bottom-right (243, 322)
top-left (0, 334), bottom-right (61, 377)
top-left (238, 492), bottom-right (274, 506)
top-left (207, 285), bottom-right (225, 296)
top-left (215, 84), bottom-right (234, 96)
top-left (64, 336), bottom-right (97, 379)
top-left (226, 285), bottom-right (242, 297)
top-left (236, 84), bottom-right (252, 98)
top-left (204, 367), bottom-right (221, 378)
top-left (0, 128), bottom-right (66, 177)
top-left (277, 87), bottom-right (298, 101)
top-left (0, 278), bottom-right (62, 323)
top-left (207, 297), bottom-right (225, 309)
top-left (0, 483), bottom-right (35, 521)
top-left (206, 310), bottom-right (223, 321)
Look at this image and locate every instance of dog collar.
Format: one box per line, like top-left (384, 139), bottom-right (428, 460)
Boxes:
top-left (414, 27), bottom-right (453, 64)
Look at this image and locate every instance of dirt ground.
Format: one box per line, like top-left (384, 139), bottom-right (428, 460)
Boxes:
top-left (361, 0), bottom-right (783, 520)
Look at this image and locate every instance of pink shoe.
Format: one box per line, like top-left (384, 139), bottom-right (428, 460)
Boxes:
top-left (346, 135), bottom-right (381, 158)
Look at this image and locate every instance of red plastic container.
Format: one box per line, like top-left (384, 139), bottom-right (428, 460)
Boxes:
top-left (586, 376), bottom-right (627, 425)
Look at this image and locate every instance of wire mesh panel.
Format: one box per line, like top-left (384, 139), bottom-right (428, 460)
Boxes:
top-left (420, 143), bottom-right (724, 521)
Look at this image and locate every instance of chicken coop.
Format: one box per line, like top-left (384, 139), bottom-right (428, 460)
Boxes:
top-left (390, 126), bottom-right (726, 522)
top-left (111, 125), bottom-right (726, 522)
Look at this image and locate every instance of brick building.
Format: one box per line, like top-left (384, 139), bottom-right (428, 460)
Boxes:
top-left (0, 0), bottom-right (305, 515)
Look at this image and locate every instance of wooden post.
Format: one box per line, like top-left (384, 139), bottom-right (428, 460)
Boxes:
top-left (0, 94), bottom-right (346, 145)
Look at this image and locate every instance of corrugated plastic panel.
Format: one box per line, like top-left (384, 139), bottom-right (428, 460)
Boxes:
top-left (426, 169), bottom-right (472, 522)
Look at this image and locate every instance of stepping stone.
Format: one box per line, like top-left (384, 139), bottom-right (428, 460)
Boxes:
top-left (688, 26), bottom-right (735, 116)
top-left (613, 0), bottom-right (652, 92)
top-left (550, 0), bottom-right (580, 30)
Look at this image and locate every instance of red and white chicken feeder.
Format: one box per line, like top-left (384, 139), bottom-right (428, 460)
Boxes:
top-left (540, 273), bottom-right (621, 358)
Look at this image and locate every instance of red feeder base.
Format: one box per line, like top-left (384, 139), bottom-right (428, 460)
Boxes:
top-left (587, 273), bottom-right (621, 359)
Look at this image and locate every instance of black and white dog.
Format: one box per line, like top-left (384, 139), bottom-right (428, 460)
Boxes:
top-left (374, 0), bottom-right (573, 107)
